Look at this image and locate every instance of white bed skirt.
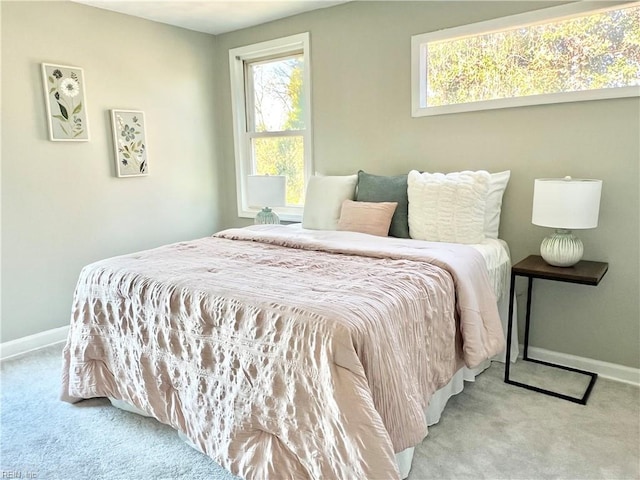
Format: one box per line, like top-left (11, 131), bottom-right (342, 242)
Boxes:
top-left (394, 359), bottom-right (491, 478)
top-left (395, 287), bottom-right (518, 478)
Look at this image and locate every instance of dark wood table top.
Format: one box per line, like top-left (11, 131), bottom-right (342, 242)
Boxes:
top-left (512, 255), bottom-right (608, 286)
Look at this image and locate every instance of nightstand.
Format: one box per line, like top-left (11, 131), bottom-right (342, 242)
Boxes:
top-left (504, 255), bottom-right (608, 405)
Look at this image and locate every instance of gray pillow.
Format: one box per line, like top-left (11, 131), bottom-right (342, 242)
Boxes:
top-left (356, 170), bottom-right (410, 238)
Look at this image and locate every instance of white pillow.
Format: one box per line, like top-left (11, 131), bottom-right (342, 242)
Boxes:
top-left (485, 170), bottom-right (511, 239)
top-left (407, 170), bottom-right (490, 244)
top-left (302, 175), bottom-right (358, 230)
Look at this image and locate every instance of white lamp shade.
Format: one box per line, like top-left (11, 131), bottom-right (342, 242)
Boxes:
top-left (247, 175), bottom-right (286, 208)
top-left (532, 178), bottom-right (602, 229)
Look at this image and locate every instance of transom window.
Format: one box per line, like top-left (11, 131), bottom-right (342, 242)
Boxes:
top-left (411, 1), bottom-right (640, 116)
top-left (229, 33), bottom-right (312, 221)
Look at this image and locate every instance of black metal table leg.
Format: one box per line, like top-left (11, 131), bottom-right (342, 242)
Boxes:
top-left (504, 268), bottom-right (599, 405)
top-left (504, 271), bottom-right (517, 382)
top-left (523, 277), bottom-right (533, 360)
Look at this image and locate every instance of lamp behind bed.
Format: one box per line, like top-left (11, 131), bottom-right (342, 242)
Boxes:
top-left (247, 175), bottom-right (286, 224)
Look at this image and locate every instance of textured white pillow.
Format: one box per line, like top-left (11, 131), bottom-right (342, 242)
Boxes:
top-left (485, 170), bottom-right (511, 239)
top-left (407, 170), bottom-right (491, 244)
top-left (302, 175), bottom-right (358, 230)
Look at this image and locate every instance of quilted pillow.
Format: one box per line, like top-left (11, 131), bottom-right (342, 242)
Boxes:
top-left (356, 171), bottom-right (409, 238)
top-left (407, 170), bottom-right (490, 244)
top-left (302, 174), bottom-right (358, 230)
top-left (337, 200), bottom-right (398, 237)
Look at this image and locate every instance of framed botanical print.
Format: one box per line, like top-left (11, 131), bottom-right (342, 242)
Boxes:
top-left (41, 63), bottom-right (89, 141)
top-left (110, 110), bottom-right (148, 177)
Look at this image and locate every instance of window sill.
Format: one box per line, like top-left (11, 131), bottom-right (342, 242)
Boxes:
top-left (238, 210), bottom-right (302, 224)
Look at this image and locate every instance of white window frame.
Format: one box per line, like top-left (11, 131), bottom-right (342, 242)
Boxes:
top-left (229, 32), bottom-right (312, 222)
top-left (411, 1), bottom-right (640, 117)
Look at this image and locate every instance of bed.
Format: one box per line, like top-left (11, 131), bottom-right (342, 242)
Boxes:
top-left (61, 170), bottom-right (517, 479)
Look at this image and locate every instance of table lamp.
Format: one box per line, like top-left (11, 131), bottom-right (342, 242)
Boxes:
top-left (247, 175), bottom-right (286, 224)
top-left (531, 176), bottom-right (602, 267)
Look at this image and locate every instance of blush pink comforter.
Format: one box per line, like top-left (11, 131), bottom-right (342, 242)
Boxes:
top-left (61, 226), bottom-right (505, 479)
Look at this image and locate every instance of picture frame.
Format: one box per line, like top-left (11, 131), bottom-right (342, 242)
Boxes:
top-left (110, 110), bottom-right (148, 177)
top-left (41, 63), bottom-right (89, 141)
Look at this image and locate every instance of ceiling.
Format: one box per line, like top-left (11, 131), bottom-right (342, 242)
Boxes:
top-left (72, 0), bottom-right (348, 35)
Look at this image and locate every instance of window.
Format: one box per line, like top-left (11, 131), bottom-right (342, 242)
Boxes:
top-left (229, 33), bottom-right (312, 221)
top-left (411, 1), bottom-right (640, 117)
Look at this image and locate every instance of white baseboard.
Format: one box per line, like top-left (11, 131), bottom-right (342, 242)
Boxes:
top-left (0, 326), bottom-right (69, 361)
top-left (520, 344), bottom-right (640, 386)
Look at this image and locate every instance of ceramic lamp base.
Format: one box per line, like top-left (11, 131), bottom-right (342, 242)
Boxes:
top-left (540, 229), bottom-right (583, 267)
top-left (255, 207), bottom-right (280, 225)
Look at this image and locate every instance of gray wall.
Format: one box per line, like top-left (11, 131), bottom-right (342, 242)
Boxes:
top-left (214, 2), bottom-right (640, 368)
top-left (2, 1), bottom-right (638, 370)
top-left (1, 1), bottom-right (222, 342)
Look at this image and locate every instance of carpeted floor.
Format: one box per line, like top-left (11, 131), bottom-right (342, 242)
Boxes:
top-left (1, 344), bottom-right (638, 479)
